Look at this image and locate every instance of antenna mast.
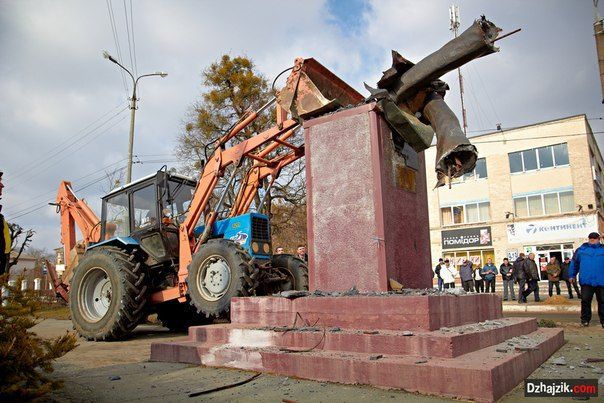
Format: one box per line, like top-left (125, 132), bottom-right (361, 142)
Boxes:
top-left (449, 4), bottom-right (468, 134)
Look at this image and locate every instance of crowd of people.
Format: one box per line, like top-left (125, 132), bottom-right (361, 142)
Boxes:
top-left (433, 232), bottom-right (604, 328)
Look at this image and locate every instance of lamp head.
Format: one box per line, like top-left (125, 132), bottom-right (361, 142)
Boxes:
top-left (102, 50), bottom-right (117, 63)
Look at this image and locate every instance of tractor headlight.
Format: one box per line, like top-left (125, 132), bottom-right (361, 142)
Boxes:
top-left (263, 243), bottom-right (270, 253)
top-left (252, 242), bottom-right (259, 253)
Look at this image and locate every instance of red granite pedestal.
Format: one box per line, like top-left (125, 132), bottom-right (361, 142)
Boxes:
top-left (151, 294), bottom-right (564, 402)
top-left (150, 105), bottom-right (564, 402)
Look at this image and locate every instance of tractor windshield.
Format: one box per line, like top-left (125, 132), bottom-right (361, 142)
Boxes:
top-left (105, 192), bottom-right (129, 238)
top-left (163, 179), bottom-right (195, 224)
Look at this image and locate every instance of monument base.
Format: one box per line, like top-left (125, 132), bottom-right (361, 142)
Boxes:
top-left (151, 294), bottom-right (564, 402)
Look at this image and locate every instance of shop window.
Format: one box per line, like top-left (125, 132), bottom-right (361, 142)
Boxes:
top-left (441, 207), bottom-right (453, 225)
top-left (453, 206), bottom-right (464, 224)
top-left (479, 202), bottom-right (491, 221)
top-left (441, 202), bottom-right (490, 225)
top-left (527, 195), bottom-right (543, 216)
top-left (559, 191), bottom-right (574, 212)
top-left (514, 198), bottom-right (528, 217)
top-left (543, 193), bottom-right (559, 214)
top-left (513, 190), bottom-right (574, 217)
top-left (466, 204), bottom-right (479, 222)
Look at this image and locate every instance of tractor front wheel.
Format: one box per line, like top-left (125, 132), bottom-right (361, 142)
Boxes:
top-left (187, 239), bottom-right (256, 317)
top-left (69, 247), bottom-right (147, 341)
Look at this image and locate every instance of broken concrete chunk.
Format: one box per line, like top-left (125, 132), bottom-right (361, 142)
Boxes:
top-left (369, 354), bottom-right (384, 361)
top-left (552, 357), bottom-right (566, 366)
top-left (496, 348), bottom-right (508, 353)
top-left (280, 290), bottom-right (310, 299)
top-left (402, 331), bottom-right (414, 336)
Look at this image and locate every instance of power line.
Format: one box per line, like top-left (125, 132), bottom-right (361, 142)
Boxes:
top-left (122, 0), bottom-right (135, 75)
top-left (106, 0), bottom-right (128, 92)
top-left (8, 107), bottom-right (129, 183)
top-left (5, 158), bottom-right (176, 221)
top-left (429, 129), bottom-right (604, 148)
top-left (5, 102), bottom-right (126, 178)
top-left (129, 0), bottom-right (138, 77)
top-left (6, 158), bottom-right (128, 217)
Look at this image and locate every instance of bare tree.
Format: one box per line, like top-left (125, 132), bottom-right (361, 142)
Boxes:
top-left (7, 223), bottom-right (35, 272)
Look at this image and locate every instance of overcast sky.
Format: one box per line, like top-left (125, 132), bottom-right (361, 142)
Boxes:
top-left (1, 0), bottom-right (603, 252)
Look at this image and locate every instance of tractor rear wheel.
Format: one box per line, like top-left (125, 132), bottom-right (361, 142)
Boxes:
top-left (69, 247), bottom-right (147, 341)
top-left (187, 239), bottom-right (257, 317)
top-left (269, 254), bottom-right (309, 292)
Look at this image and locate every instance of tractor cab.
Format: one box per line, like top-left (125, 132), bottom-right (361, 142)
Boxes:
top-left (95, 170), bottom-right (197, 265)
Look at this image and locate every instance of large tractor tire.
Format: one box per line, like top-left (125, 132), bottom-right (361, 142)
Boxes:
top-left (187, 239), bottom-right (257, 317)
top-left (270, 254), bottom-right (309, 292)
top-left (69, 247), bottom-right (147, 341)
top-left (156, 299), bottom-right (212, 332)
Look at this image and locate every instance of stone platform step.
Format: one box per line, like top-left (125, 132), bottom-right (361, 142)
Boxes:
top-left (230, 293), bottom-right (503, 331)
top-left (179, 317), bottom-right (537, 359)
top-left (151, 327), bottom-right (564, 402)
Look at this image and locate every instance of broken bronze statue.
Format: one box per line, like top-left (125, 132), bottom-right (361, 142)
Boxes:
top-left (366, 16), bottom-right (515, 187)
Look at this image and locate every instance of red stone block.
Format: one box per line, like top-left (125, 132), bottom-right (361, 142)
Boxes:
top-left (304, 104), bottom-right (432, 291)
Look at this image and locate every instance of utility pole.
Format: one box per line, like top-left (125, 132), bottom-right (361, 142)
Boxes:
top-left (449, 4), bottom-right (468, 135)
top-left (103, 51), bottom-right (167, 183)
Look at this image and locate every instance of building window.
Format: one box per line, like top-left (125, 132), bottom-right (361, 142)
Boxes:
top-left (508, 143), bottom-right (569, 173)
top-left (455, 158), bottom-right (488, 182)
top-left (441, 201), bottom-right (490, 225)
top-left (513, 190), bottom-right (574, 217)
top-left (34, 278), bottom-right (41, 291)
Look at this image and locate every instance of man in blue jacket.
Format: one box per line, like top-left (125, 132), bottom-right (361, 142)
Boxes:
top-left (569, 232), bottom-right (604, 327)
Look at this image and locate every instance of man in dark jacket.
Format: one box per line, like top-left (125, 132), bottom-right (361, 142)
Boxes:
top-left (481, 258), bottom-right (497, 293)
top-left (434, 258), bottom-right (444, 291)
top-left (514, 254), bottom-right (527, 303)
top-left (460, 259), bottom-right (474, 292)
top-left (560, 256), bottom-right (581, 299)
top-left (521, 253), bottom-right (541, 303)
top-left (569, 232), bottom-right (604, 327)
top-left (500, 258), bottom-right (515, 301)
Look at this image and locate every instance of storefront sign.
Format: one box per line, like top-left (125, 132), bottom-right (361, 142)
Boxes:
top-left (506, 214), bottom-right (597, 244)
top-left (442, 226), bottom-right (492, 250)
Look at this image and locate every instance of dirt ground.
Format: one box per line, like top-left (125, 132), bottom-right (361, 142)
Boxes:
top-left (34, 311), bottom-right (603, 402)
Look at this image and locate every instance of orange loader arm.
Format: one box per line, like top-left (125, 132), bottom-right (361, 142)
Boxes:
top-left (47, 181), bottom-right (102, 302)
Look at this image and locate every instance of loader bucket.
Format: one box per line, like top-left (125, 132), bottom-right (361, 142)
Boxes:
top-left (277, 58), bottom-right (363, 120)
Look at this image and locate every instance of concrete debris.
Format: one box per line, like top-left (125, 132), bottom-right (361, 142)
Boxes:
top-left (552, 357), bottom-right (567, 366)
top-left (496, 348), bottom-right (509, 353)
top-left (415, 358), bottom-right (428, 364)
top-left (342, 286), bottom-right (360, 296)
top-left (593, 367), bottom-right (603, 374)
top-left (369, 354), bottom-right (384, 361)
top-left (329, 327), bottom-right (342, 332)
top-left (570, 366), bottom-right (576, 370)
top-left (402, 331), bottom-right (414, 336)
top-left (278, 290), bottom-right (310, 299)
top-left (444, 287), bottom-right (466, 296)
top-left (108, 376), bottom-right (121, 381)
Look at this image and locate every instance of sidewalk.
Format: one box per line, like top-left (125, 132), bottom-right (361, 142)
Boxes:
top-left (502, 297), bottom-right (582, 313)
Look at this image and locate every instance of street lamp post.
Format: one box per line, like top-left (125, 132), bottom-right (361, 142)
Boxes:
top-left (103, 51), bottom-right (167, 184)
